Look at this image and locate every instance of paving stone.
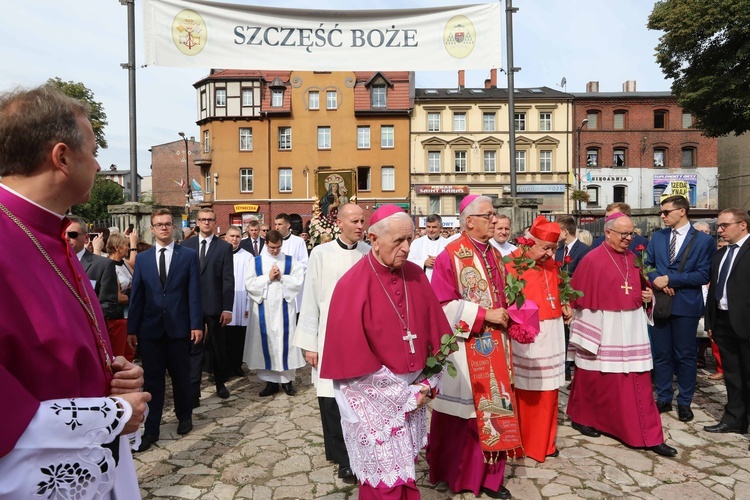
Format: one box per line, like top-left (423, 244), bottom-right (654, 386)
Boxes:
top-left (584, 480), bottom-right (624, 497)
top-left (603, 465), bottom-right (634, 485)
top-left (651, 481), bottom-right (714, 499)
top-left (201, 483), bottom-right (237, 499)
top-left (151, 485), bottom-right (203, 498)
top-left (541, 482), bottom-right (571, 496)
top-left (628, 470), bottom-right (661, 488)
top-left (584, 444), bottom-right (654, 472)
top-left (272, 453), bottom-right (312, 477)
top-left (503, 477), bottom-right (542, 500)
top-left (711, 484), bottom-right (734, 499)
top-left (667, 428), bottom-right (710, 447)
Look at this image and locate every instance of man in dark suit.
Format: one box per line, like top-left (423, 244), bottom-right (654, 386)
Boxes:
top-left (555, 216), bottom-right (590, 380)
top-left (66, 216), bottom-right (119, 318)
top-left (127, 208), bottom-right (203, 452)
top-left (240, 219), bottom-right (265, 256)
top-left (645, 195), bottom-right (716, 423)
top-left (591, 202), bottom-right (649, 252)
top-left (704, 208), bottom-right (750, 443)
top-left (182, 208), bottom-right (234, 401)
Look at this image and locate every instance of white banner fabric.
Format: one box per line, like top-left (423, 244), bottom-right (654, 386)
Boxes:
top-left (143, 0), bottom-right (502, 71)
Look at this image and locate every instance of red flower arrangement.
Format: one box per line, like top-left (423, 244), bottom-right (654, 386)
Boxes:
top-left (502, 237), bottom-right (541, 344)
top-left (558, 255), bottom-right (583, 304)
top-left (633, 244), bottom-right (656, 281)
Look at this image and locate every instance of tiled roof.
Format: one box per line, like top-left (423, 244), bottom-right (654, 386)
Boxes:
top-left (353, 71), bottom-right (413, 112)
top-left (415, 86), bottom-right (571, 101)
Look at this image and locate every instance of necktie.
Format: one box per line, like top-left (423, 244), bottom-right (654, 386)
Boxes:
top-left (563, 246), bottom-right (569, 259)
top-left (714, 244), bottom-right (739, 301)
top-left (669, 230), bottom-right (677, 263)
top-left (253, 239), bottom-right (259, 255)
top-left (200, 239), bottom-right (207, 266)
top-left (159, 248), bottom-right (167, 286)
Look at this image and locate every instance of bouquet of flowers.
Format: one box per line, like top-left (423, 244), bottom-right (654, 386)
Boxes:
top-left (557, 255), bottom-right (584, 304)
top-left (633, 244), bottom-right (656, 281)
top-left (309, 200), bottom-right (341, 245)
top-left (501, 236), bottom-right (536, 308)
top-left (422, 321), bottom-right (464, 378)
top-left (501, 237), bottom-right (541, 344)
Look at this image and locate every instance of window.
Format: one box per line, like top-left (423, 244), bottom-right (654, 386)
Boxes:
top-left (587, 148), bottom-right (599, 168)
top-left (514, 113), bottom-right (526, 131)
top-left (427, 112), bottom-right (441, 132)
top-left (215, 89), bottom-right (226, 107)
top-left (483, 112), bottom-right (496, 131)
top-left (613, 111), bottom-right (626, 130)
top-left (278, 127), bottom-right (292, 150)
top-left (587, 186), bottom-right (599, 206)
top-left (515, 151), bottom-right (526, 172)
top-left (357, 126), bottom-right (370, 149)
top-left (654, 110), bottom-right (667, 129)
top-left (240, 168), bottom-right (253, 192)
top-left (308, 91), bottom-right (319, 110)
top-left (454, 151), bottom-right (467, 173)
top-left (455, 195), bottom-right (465, 213)
top-left (539, 112), bottom-right (552, 131)
top-left (539, 150), bottom-right (552, 172)
top-left (272, 90), bottom-right (284, 107)
top-left (326, 90), bottom-right (337, 109)
top-left (429, 195), bottom-right (440, 214)
top-left (682, 148), bottom-right (695, 167)
top-left (381, 126), bottom-right (394, 148)
top-left (371, 85), bottom-right (386, 108)
top-left (653, 149), bottom-right (666, 168)
top-left (204, 170), bottom-right (211, 194)
top-left (242, 89), bottom-right (253, 106)
top-left (428, 151), bottom-right (441, 173)
top-left (483, 151), bottom-right (496, 172)
top-left (586, 111), bottom-right (598, 129)
top-left (318, 127), bottom-right (331, 149)
top-left (358, 166), bottom-right (371, 191)
top-left (453, 112), bottom-right (466, 132)
top-left (682, 112), bottom-right (693, 128)
top-left (614, 185), bottom-right (626, 203)
top-left (614, 148), bottom-right (626, 167)
top-left (381, 166), bottom-right (395, 191)
top-left (203, 130), bottom-right (210, 153)
top-left (200, 91), bottom-right (206, 111)
top-left (279, 168), bottom-right (292, 192)
top-left (239, 128), bottom-right (253, 151)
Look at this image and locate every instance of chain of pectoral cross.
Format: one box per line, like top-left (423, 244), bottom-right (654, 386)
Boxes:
top-left (530, 266), bottom-right (556, 310)
top-left (468, 237), bottom-right (503, 306)
top-left (605, 245), bottom-right (633, 295)
top-left (368, 254), bottom-right (417, 354)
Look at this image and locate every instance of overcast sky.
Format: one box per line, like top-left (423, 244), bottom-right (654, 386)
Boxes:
top-left (1, 0), bottom-right (670, 177)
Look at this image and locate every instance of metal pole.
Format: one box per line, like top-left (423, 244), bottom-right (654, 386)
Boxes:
top-left (506, 0), bottom-right (518, 197)
top-left (575, 118), bottom-right (588, 221)
top-left (179, 132), bottom-right (191, 216)
top-left (120, 0), bottom-right (138, 202)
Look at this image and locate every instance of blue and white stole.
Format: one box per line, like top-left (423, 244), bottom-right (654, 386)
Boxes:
top-left (255, 254), bottom-right (293, 370)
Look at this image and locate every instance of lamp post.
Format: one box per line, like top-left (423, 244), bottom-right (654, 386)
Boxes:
top-left (575, 118), bottom-right (589, 218)
top-left (178, 132), bottom-right (192, 217)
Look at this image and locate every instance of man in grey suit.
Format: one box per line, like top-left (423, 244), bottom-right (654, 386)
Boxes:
top-left (66, 216), bottom-right (118, 318)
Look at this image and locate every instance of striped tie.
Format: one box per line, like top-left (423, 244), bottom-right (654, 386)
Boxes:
top-left (669, 230), bottom-right (677, 263)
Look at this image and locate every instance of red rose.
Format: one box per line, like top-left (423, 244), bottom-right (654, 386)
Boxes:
top-left (456, 320), bottom-right (470, 332)
top-left (564, 256), bottom-right (572, 264)
top-left (516, 237), bottom-right (531, 247)
top-left (636, 244), bottom-right (646, 252)
top-left (555, 261), bottom-right (563, 268)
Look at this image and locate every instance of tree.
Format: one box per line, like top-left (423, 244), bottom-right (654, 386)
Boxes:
top-left (71, 178), bottom-right (125, 222)
top-left (648, 1), bottom-right (750, 137)
top-left (47, 77), bottom-right (108, 151)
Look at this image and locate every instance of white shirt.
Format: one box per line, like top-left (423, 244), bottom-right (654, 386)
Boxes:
top-left (198, 233), bottom-right (214, 258)
top-left (75, 248), bottom-right (86, 261)
top-left (489, 239), bottom-right (518, 257)
top-left (670, 222), bottom-right (690, 258)
top-left (718, 233), bottom-right (750, 310)
top-left (154, 240), bottom-right (175, 275)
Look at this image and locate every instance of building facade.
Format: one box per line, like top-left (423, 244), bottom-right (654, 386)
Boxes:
top-left (150, 137), bottom-right (201, 211)
top-left (573, 82), bottom-right (718, 213)
top-left (411, 70), bottom-right (573, 221)
top-left (717, 134), bottom-right (750, 210)
top-left (97, 164), bottom-right (143, 201)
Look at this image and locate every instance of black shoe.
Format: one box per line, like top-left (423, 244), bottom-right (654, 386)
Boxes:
top-left (678, 405), bottom-right (694, 422)
top-left (704, 422), bottom-right (743, 434)
top-left (259, 382), bottom-right (280, 397)
top-left (337, 465), bottom-right (356, 484)
top-left (481, 486), bottom-right (512, 499)
top-left (216, 383), bottom-right (230, 399)
top-left (282, 382), bottom-right (295, 395)
top-left (234, 367), bottom-right (245, 377)
top-left (177, 419), bottom-right (193, 435)
top-left (571, 421), bottom-right (601, 438)
top-left (656, 400), bottom-right (672, 414)
top-left (547, 448), bottom-right (559, 458)
top-left (649, 443), bottom-right (677, 457)
top-left (136, 434), bottom-right (158, 453)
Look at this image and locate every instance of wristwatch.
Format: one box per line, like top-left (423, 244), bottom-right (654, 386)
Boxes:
top-left (129, 248), bottom-right (138, 253)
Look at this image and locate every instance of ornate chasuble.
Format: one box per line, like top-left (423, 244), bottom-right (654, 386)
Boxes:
top-left (445, 235), bottom-right (522, 459)
top-left (505, 252), bottom-right (563, 320)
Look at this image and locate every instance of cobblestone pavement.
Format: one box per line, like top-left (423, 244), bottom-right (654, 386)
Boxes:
top-left (135, 361), bottom-right (750, 499)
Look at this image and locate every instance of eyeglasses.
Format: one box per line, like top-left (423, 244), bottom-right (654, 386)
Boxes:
top-left (468, 212), bottom-right (497, 220)
top-left (608, 229), bottom-right (635, 239)
top-left (717, 221), bottom-right (742, 230)
top-left (197, 218), bottom-right (216, 223)
top-left (152, 222), bottom-right (174, 229)
top-left (659, 208), bottom-right (682, 217)
top-left (66, 231), bottom-right (82, 239)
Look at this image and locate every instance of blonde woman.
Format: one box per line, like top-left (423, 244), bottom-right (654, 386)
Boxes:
top-left (106, 233), bottom-right (134, 361)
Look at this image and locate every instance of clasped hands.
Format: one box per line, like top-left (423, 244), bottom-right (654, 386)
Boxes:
top-left (110, 356), bottom-right (150, 435)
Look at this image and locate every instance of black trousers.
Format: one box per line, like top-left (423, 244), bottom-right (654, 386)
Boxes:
top-left (225, 325), bottom-right (247, 374)
top-left (190, 315), bottom-right (230, 400)
top-left (141, 336), bottom-right (192, 438)
top-left (713, 309), bottom-right (750, 431)
top-left (318, 396), bottom-right (350, 467)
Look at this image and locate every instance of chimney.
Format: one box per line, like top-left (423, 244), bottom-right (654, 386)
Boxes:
top-left (623, 80), bottom-right (637, 92)
top-left (190, 136), bottom-right (195, 142)
top-left (484, 68), bottom-right (498, 89)
top-left (586, 81), bottom-right (599, 93)
top-left (458, 70), bottom-right (465, 89)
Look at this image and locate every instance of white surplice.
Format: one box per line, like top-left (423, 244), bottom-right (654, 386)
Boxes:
top-left (263, 233), bottom-right (308, 311)
top-left (228, 248), bottom-right (252, 327)
top-left (407, 235), bottom-right (448, 281)
top-left (489, 239), bottom-right (518, 257)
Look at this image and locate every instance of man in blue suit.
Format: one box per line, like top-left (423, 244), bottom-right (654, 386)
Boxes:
top-left (128, 208), bottom-right (203, 452)
top-left (645, 195), bottom-right (715, 423)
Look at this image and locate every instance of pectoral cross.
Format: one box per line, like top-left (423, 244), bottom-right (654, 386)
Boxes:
top-left (546, 293), bottom-right (556, 310)
top-left (403, 330), bottom-right (417, 354)
top-left (621, 280), bottom-right (632, 295)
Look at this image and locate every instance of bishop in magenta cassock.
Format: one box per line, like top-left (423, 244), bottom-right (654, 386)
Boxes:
top-left (320, 205), bottom-right (451, 500)
top-left (567, 213), bottom-right (678, 457)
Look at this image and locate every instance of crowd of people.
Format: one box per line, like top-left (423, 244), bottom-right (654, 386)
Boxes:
top-left (3, 84), bottom-right (749, 499)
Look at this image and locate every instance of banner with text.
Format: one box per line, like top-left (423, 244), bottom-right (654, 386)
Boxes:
top-left (143, 0), bottom-right (502, 70)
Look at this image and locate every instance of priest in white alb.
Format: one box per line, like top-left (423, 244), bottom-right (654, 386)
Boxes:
top-left (320, 205), bottom-right (451, 499)
top-left (224, 225), bottom-right (253, 376)
top-left (264, 213), bottom-right (308, 312)
top-left (244, 229), bottom-right (306, 397)
top-left (407, 213), bottom-right (448, 281)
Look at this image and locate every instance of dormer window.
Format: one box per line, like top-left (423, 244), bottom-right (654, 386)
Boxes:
top-left (371, 85), bottom-right (386, 108)
top-left (271, 90), bottom-right (283, 107)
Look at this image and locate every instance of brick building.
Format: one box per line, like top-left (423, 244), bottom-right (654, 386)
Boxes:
top-left (573, 81), bottom-right (718, 213)
top-left (150, 137), bottom-right (202, 211)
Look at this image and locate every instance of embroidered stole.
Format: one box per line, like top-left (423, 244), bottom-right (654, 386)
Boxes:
top-left (255, 255), bottom-right (292, 370)
top-left (446, 235), bottom-right (522, 461)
